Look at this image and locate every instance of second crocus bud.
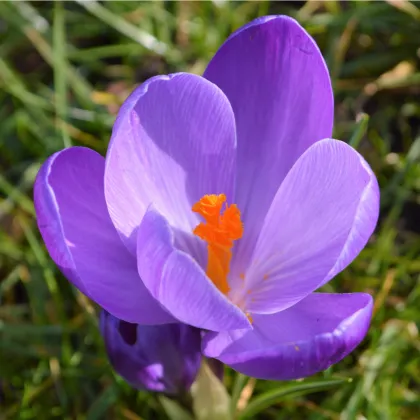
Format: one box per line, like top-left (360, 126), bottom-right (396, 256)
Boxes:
top-left (100, 311), bottom-right (202, 394)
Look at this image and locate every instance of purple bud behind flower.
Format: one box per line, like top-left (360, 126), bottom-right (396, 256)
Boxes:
top-left (100, 311), bottom-right (202, 394)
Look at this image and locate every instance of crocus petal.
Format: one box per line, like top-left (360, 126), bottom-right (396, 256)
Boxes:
top-left (321, 170), bottom-right (380, 286)
top-left (235, 139), bottom-right (379, 314)
top-left (34, 147), bottom-right (174, 324)
top-left (204, 16), bottom-right (334, 279)
top-left (100, 311), bottom-right (202, 394)
top-left (136, 207), bottom-right (251, 332)
top-left (203, 293), bottom-right (373, 380)
top-left (105, 73), bottom-right (237, 257)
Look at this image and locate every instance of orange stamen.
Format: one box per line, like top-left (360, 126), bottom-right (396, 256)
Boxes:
top-left (192, 194), bottom-right (243, 295)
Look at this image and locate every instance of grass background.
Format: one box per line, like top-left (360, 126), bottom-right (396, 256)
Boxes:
top-left (0, 0), bottom-right (419, 419)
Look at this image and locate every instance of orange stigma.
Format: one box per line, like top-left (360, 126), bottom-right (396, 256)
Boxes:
top-left (192, 194), bottom-right (243, 295)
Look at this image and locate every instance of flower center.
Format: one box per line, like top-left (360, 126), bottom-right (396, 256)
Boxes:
top-left (192, 194), bottom-right (243, 295)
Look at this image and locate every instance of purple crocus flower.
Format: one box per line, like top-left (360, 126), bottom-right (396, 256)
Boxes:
top-left (34, 16), bottom-right (379, 381)
top-left (100, 311), bottom-right (201, 393)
